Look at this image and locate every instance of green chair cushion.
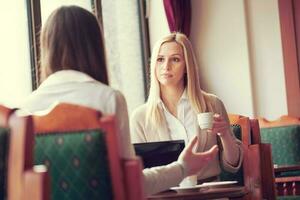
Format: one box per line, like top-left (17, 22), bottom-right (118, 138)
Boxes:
top-left (220, 125), bottom-right (244, 185)
top-left (260, 125), bottom-right (300, 166)
top-left (34, 130), bottom-right (113, 200)
top-left (0, 127), bottom-right (9, 200)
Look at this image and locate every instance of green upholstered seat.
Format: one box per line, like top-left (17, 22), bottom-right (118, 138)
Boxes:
top-left (0, 127), bottom-right (9, 200)
top-left (34, 130), bottom-right (113, 200)
top-left (219, 125), bottom-right (244, 185)
top-left (260, 125), bottom-right (300, 177)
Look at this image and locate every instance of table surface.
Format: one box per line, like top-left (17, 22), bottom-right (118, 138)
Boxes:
top-left (148, 185), bottom-right (247, 200)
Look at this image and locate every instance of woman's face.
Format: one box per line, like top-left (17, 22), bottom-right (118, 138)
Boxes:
top-left (155, 41), bottom-right (186, 88)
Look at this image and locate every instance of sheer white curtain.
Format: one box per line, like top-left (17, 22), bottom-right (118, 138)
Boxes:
top-left (102, 0), bottom-right (145, 114)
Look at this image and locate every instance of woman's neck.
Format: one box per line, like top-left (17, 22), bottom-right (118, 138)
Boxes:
top-left (160, 85), bottom-right (185, 117)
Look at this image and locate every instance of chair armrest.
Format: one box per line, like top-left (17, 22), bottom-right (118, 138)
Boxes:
top-left (122, 157), bottom-right (145, 200)
top-left (23, 165), bottom-right (50, 200)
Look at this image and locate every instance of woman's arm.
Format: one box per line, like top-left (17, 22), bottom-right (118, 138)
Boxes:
top-left (213, 98), bottom-right (243, 172)
top-left (114, 91), bottom-right (136, 158)
top-left (129, 105), bottom-right (147, 143)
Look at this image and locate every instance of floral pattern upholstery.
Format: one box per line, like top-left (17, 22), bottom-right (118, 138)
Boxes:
top-left (0, 127), bottom-right (9, 200)
top-left (219, 125), bottom-right (244, 185)
top-left (34, 130), bottom-right (113, 200)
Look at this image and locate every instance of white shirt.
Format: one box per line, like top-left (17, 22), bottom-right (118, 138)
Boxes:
top-left (19, 70), bottom-right (134, 159)
top-left (159, 90), bottom-right (198, 144)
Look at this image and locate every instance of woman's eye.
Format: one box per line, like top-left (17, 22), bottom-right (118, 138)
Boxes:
top-left (173, 57), bottom-right (180, 62)
top-left (157, 57), bottom-right (164, 62)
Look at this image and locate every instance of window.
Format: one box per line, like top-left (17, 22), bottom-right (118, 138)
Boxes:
top-left (0, 1), bottom-right (32, 108)
top-left (40, 0), bottom-right (93, 23)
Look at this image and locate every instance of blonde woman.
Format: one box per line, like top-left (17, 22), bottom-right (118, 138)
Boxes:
top-left (130, 32), bottom-right (243, 183)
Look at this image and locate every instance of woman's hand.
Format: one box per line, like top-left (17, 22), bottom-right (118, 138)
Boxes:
top-left (178, 136), bottom-right (218, 176)
top-left (209, 114), bottom-right (240, 167)
top-left (208, 114), bottom-right (230, 137)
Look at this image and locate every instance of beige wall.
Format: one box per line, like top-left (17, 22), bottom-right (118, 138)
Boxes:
top-left (148, 0), bottom-right (169, 50)
top-left (148, 0), bottom-right (287, 120)
top-left (245, 0), bottom-right (287, 119)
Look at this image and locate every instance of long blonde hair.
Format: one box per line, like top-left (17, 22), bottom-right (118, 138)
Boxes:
top-left (146, 32), bottom-right (207, 128)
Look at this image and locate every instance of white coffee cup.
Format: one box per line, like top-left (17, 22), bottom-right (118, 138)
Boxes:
top-left (197, 112), bottom-right (214, 129)
top-left (179, 175), bottom-right (197, 187)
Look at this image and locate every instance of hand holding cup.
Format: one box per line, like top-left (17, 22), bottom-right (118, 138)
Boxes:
top-left (198, 112), bottom-right (230, 137)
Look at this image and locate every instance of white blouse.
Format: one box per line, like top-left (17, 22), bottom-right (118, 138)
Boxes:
top-left (159, 90), bottom-right (198, 144)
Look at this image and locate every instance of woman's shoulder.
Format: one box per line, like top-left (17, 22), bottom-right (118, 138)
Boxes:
top-left (131, 103), bottom-right (148, 120)
top-left (201, 91), bottom-right (224, 109)
top-left (88, 81), bottom-right (123, 101)
top-left (202, 91), bottom-right (219, 102)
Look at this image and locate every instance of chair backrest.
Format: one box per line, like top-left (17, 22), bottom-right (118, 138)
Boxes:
top-left (31, 103), bottom-right (144, 200)
top-left (261, 125), bottom-right (300, 166)
top-left (258, 115), bottom-right (300, 128)
top-left (250, 118), bottom-right (276, 200)
top-left (227, 114), bottom-right (277, 200)
top-left (221, 115), bottom-right (256, 198)
top-left (0, 105), bottom-right (13, 200)
top-left (32, 103), bottom-right (125, 200)
top-left (258, 115), bottom-right (300, 197)
top-left (259, 116), bottom-right (300, 167)
top-left (228, 114), bottom-right (252, 146)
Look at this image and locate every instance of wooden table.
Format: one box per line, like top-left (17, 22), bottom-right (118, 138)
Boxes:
top-left (148, 186), bottom-right (248, 200)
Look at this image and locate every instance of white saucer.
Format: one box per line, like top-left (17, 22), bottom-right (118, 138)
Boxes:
top-left (170, 184), bottom-right (206, 193)
top-left (201, 181), bottom-right (238, 187)
top-left (170, 181), bottom-right (238, 193)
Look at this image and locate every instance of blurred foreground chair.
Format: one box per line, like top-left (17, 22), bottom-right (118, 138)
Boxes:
top-left (0, 105), bottom-right (14, 200)
top-left (259, 115), bottom-right (300, 197)
top-left (224, 114), bottom-right (276, 200)
top-left (28, 103), bottom-right (144, 200)
top-left (8, 111), bottom-right (49, 200)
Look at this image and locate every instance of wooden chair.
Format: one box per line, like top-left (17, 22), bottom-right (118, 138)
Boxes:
top-left (227, 114), bottom-right (276, 200)
top-left (8, 112), bottom-right (49, 200)
top-left (258, 115), bottom-right (300, 197)
top-left (25, 103), bottom-right (144, 200)
top-left (0, 105), bottom-right (14, 200)
top-left (249, 118), bottom-right (276, 200)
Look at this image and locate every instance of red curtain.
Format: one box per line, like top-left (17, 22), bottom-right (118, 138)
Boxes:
top-left (163, 0), bottom-right (191, 37)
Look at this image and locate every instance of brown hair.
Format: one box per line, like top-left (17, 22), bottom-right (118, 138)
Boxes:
top-left (40, 5), bottom-right (108, 84)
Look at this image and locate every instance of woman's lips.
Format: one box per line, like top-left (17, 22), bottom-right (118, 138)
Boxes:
top-left (161, 73), bottom-right (172, 78)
